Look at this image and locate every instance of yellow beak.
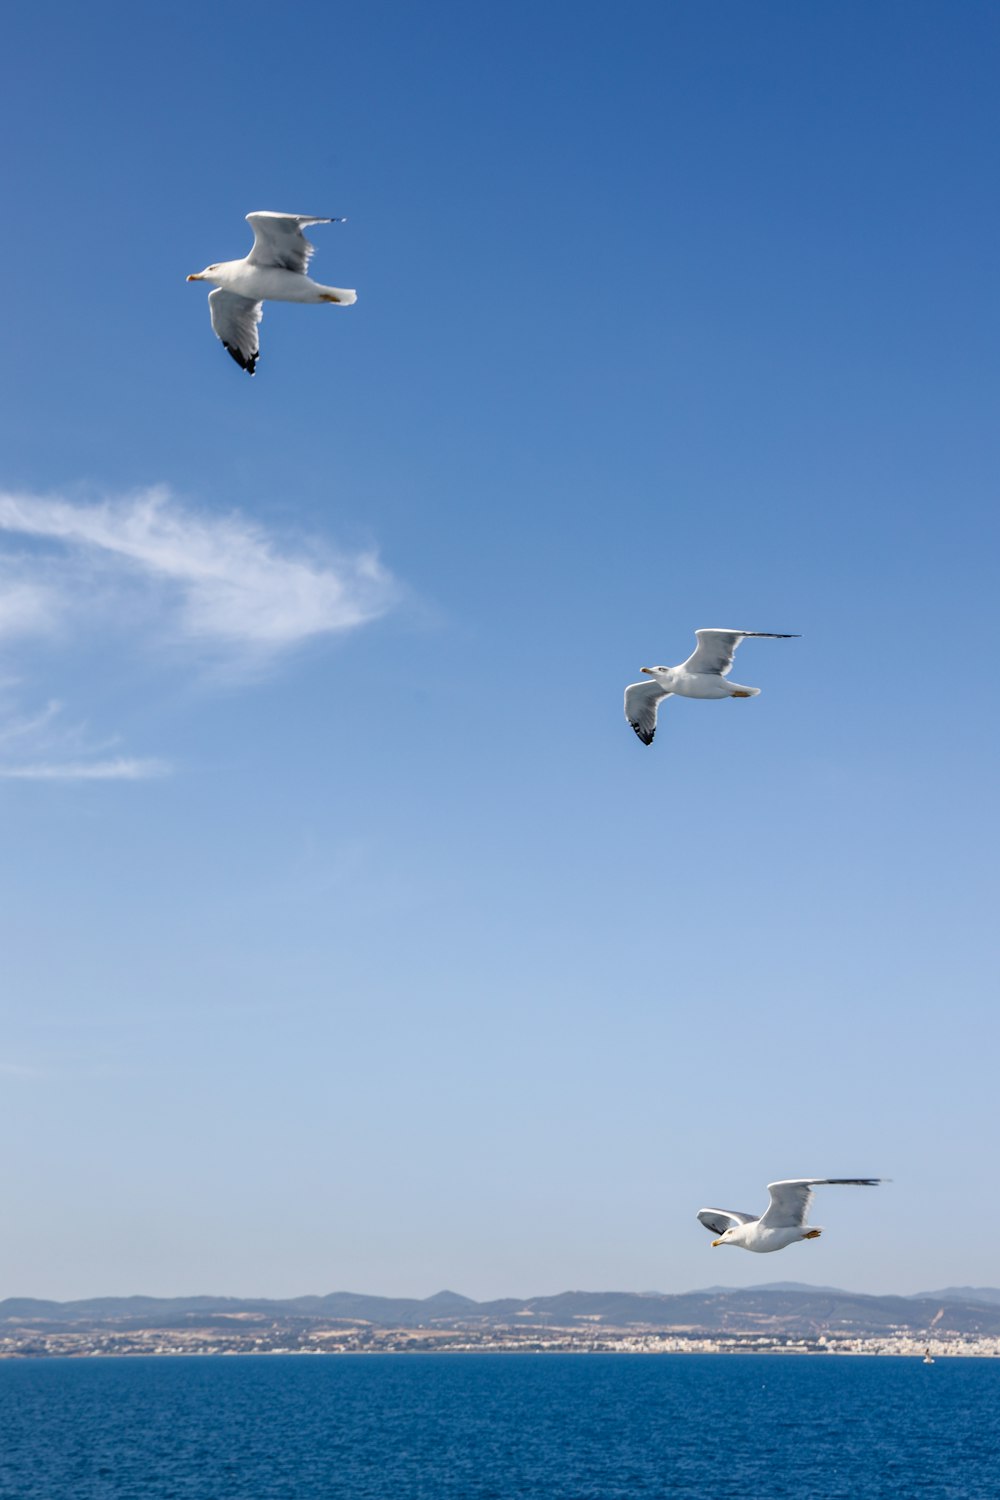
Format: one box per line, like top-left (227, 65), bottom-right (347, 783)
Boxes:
top-left (711, 1239), bottom-right (723, 1247)
top-left (186, 274), bottom-right (201, 282)
top-left (640, 667), bottom-right (654, 676)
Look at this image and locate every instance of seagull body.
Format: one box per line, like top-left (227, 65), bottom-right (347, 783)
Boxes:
top-left (187, 212), bottom-right (356, 374)
top-left (697, 1178), bottom-right (884, 1254)
top-left (624, 628), bottom-right (799, 745)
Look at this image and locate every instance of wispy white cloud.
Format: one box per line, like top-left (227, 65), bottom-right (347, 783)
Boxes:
top-left (0, 487), bottom-right (395, 652)
top-left (0, 757), bottom-right (169, 781)
top-left (0, 486), bottom-right (397, 782)
top-left (0, 697), bottom-right (62, 745)
top-left (0, 688), bottom-right (169, 782)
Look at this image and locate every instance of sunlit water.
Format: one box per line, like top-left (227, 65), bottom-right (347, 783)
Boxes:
top-left (1, 1352), bottom-right (997, 1498)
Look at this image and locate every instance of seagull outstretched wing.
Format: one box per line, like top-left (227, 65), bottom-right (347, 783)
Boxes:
top-left (682, 630), bottom-right (798, 678)
top-left (208, 290), bottom-right (263, 375)
top-left (624, 680), bottom-right (671, 745)
top-left (758, 1178), bottom-right (883, 1229)
top-left (697, 1208), bottom-right (758, 1236)
top-left (245, 212), bottom-right (336, 274)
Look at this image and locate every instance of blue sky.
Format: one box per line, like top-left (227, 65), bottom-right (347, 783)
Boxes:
top-left (0, 0), bottom-right (997, 1300)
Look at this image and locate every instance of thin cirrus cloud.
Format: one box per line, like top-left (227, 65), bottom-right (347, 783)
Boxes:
top-left (0, 487), bottom-right (395, 650)
top-left (0, 486), bottom-right (397, 781)
top-left (0, 755), bottom-right (170, 782)
top-left (0, 691), bottom-right (168, 782)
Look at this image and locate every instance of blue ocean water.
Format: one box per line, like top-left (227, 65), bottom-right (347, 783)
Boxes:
top-left (0, 1353), bottom-right (997, 1498)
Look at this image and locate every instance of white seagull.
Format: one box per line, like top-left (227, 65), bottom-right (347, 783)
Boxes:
top-left (698, 1178), bottom-right (885, 1254)
top-left (187, 212), bottom-right (357, 374)
top-left (624, 628), bottom-right (799, 745)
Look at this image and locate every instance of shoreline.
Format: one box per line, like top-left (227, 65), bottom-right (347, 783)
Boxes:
top-left (3, 1334), bottom-right (999, 1360)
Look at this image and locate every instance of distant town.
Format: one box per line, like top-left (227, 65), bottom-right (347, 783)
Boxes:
top-left (4, 1323), bottom-right (999, 1361)
top-left (3, 1285), bottom-right (1000, 1359)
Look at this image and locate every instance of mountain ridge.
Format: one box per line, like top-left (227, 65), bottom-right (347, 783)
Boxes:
top-left (4, 1285), bottom-right (1000, 1337)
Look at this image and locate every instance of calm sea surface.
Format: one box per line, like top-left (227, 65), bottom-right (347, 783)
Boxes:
top-left (0, 1352), bottom-right (997, 1498)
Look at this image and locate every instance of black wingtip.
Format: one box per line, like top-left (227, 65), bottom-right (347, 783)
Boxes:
top-left (223, 342), bottom-right (258, 375)
top-left (629, 721), bottom-right (655, 746)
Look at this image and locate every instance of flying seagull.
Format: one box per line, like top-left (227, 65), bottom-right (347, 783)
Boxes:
top-left (187, 212), bottom-right (357, 374)
top-left (624, 628), bottom-right (799, 745)
top-left (698, 1178), bottom-right (884, 1253)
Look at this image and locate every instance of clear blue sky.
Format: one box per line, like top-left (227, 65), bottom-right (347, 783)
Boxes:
top-left (0, 0), bottom-right (996, 1300)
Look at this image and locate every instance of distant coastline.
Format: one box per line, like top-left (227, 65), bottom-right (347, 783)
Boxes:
top-left (4, 1285), bottom-right (1000, 1359)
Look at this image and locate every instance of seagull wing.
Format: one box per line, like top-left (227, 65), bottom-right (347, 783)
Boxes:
top-left (624, 680), bottom-right (671, 745)
top-left (245, 212), bottom-right (333, 274)
top-left (697, 1208), bottom-right (758, 1236)
top-left (682, 629), bottom-right (799, 678)
top-left (209, 289), bottom-right (263, 375)
top-left (758, 1178), bottom-right (882, 1229)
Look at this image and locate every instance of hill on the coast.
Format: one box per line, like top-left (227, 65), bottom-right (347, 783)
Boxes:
top-left (914, 1287), bottom-right (1000, 1306)
top-left (4, 1285), bottom-right (1000, 1338)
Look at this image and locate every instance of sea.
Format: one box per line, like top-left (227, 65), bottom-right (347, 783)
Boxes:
top-left (0, 1352), bottom-right (997, 1498)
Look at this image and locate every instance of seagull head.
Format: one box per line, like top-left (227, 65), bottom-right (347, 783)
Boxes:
top-left (640, 666), bottom-right (670, 681)
top-left (186, 264), bottom-right (219, 283)
top-left (711, 1230), bottom-right (735, 1247)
